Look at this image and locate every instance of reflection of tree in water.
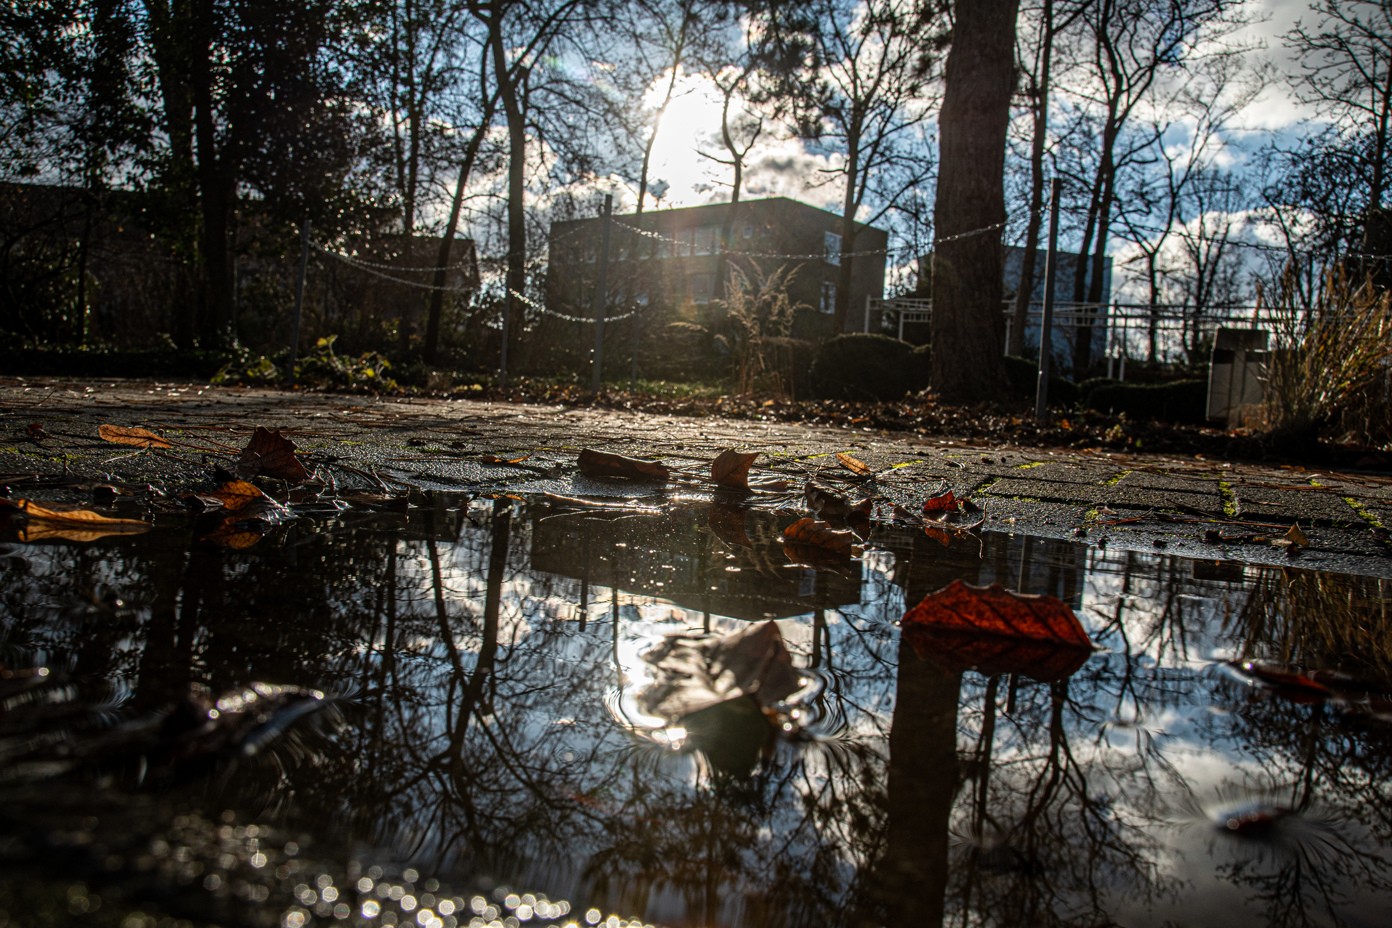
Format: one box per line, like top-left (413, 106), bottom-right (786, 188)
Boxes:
top-left (7, 505), bottom-right (1392, 927)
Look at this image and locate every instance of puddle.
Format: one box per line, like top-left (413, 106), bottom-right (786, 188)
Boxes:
top-left (2, 494), bottom-right (1392, 928)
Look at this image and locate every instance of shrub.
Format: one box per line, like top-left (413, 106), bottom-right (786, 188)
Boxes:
top-left (1002, 354), bottom-right (1078, 408)
top-left (726, 263), bottom-right (812, 399)
top-left (809, 334), bottom-right (918, 401)
top-left (1082, 379), bottom-right (1208, 425)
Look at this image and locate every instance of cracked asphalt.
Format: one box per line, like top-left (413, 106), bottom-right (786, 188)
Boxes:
top-left (4, 376), bottom-right (1390, 579)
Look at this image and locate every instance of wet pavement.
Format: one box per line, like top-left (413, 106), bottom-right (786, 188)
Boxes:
top-left (2, 378), bottom-right (1390, 578)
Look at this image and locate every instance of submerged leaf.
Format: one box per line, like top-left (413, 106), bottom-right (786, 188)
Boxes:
top-left (901, 580), bottom-right (1095, 682)
top-left (237, 427), bottom-right (310, 483)
top-left (98, 424), bottom-right (173, 449)
top-left (712, 449), bottom-right (759, 490)
top-left (576, 448), bottom-right (670, 481)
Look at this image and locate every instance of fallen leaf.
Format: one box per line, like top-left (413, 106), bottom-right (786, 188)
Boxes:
top-left (26, 423), bottom-right (49, 441)
top-left (0, 498), bottom-right (150, 543)
top-left (180, 494), bottom-right (226, 513)
top-left (708, 503), bottom-right (752, 548)
top-left (782, 517), bottom-right (860, 555)
top-left (804, 480), bottom-right (871, 521)
top-left (901, 580), bottom-right (1095, 682)
top-left (922, 486), bottom-right (959, 513)
top-left (237, 427), bottom-right (310, 483)
top-left (923, 525), bottom-right (953, 547)
top-left (481, 453), bottom-right (530, 464)
top-left (836, 452), bottom-right (871, 476)
top-left (576, 449), bottom-right (670, 482)
top-left (1277, 523), bottom-right (1310, 549)
top-left (202, 522), bottom-right (265, 549)
top-left (205, 480), bottom-right (269, 512)
top-left (638, 621), bottom-right (802, 720)
top-left (891, 504), bottom-right (922, 524)
top-left (1223, 660), bottom-right (1331, 705)
top-left (712, 449), bottom-right (759, 490)
top-left (98, 424), bottom-right (173, 449)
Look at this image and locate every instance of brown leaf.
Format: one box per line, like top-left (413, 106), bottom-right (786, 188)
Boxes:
top-left (1223, 660), bottom-right (1331, 705)
top-left (922, 487), bottom-right (959, 513)
top-left (205, 480), bottom-right (267, 512)
top-left (708, 503), bottom-right (752, 548)
top-left (1, 498), bottom-right (150, 543)
top-left (901, 580), bottom-right (1095, 682)
top-left (482, 453), bottom-right (531, 464)
top-left (98, 424), bottom-right (173, 449)
top-left (576, 448), bottom-right (670, 482)
top-left (180, 494), bottom-right (226, 513)
top-left (712, 449), bottom-right (759, 490)
top-left (804, 480), bottom-right (870, 521)
top-left (236, 427), bottom-right (310, 483)
top-left (836, 452), bottom-right (871, 476)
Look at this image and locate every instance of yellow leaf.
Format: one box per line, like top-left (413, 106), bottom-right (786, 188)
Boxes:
top-left (2, 498), bottom-right (150, 542)
top-left (836, 452), bottom-right (871, 476)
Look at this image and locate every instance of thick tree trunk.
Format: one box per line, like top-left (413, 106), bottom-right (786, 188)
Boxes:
top-left (832, 129), bottom-right (860, 334)
top-left (929, 0), bottom-right (1019, 402)
top-left (1008, 0), bottom-right (1054, 358)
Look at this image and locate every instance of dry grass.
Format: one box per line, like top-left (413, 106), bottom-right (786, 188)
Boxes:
top-left (725, 263), bottom-right (810, 400)
top-left (1259, 266), bottom-right (1392, 447)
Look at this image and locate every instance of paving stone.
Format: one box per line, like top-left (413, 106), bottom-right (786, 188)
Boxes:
top-left (1232, 485), bottom-right (1364, 526)
top-left (1104, 472), bottom-right (1226, 515)
top-left (982, 477), bottom-right (1110, 505)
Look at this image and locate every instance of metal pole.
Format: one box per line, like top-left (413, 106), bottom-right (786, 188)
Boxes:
top-left (629, 301), bottom-right (638, 391)
top-left (591, 193), bottom-right (613, 393)
top-left (288, 219), bottom-right (310, 382)
top-left (864, 294), bottom-right (871, 333)
top-left (1035, 181), bottom-right (1061, 420)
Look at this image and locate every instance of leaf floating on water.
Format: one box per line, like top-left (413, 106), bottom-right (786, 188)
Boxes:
top-left (804, 480), bottom-right (871, 521)
top-left (236, 427), bottom-right (310, 484)
top-left (0, 498), bottom-right (151, 542)
top-left (836, 452), bottom-right (872, 476)
top-left (708, 503), bottom-right (753, 548)
top-left (638, 621), bottom-right (803, 720)
top-left (782, 517), bottom-right (862, 572)
top-left (1222, 659), bottom-right (1333, 704)
top-left (206, 479), bottom-right (271, 513)
top-left (901, 580), bottom-right (1095, 682)
top-left (98, 424), bottom-right (173, 449)
top-left (576, 448), bottom-right (670, 482)
top-left (712, 449), bottom-right (759, 490)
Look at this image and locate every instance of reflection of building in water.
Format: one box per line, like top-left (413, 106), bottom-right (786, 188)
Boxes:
top-left (529, 507), bottom-right (862, 621)
top-left (873, 527), bottom-right (1088, 609)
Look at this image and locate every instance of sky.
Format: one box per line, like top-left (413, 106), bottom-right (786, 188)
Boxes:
top-left (605, 0), bottom-right (1331, 303)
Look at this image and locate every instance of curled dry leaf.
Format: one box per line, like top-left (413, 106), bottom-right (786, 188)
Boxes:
top-left (901, 580), bottom-right (1095, 682)
top-left (836, 452), bottom-right (872, 477)
top-left (712, 449), bottom-right (759, 490)
top-left (922, 486), bottom-right (959, 513)
top-left (708, 502), bottom-right (752, 548)
top-left (0, 498), bottom-right (150, 543)
top-left (576, 448), bottom-right (670, 482)
top-left (804, 480), bottom-right (872, 521)
top-left (237, 427), bottom-right (310, 484)
top-left (782, 517), bottom-right (862, 573)
top-left (481, 453), bottom-right (530, 464)
top-left (98, 424), bottom-right (173, 449)
top-left (638, 621), bottom-right (801, 720)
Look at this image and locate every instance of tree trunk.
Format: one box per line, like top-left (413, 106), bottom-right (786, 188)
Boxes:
top-left (424, 89), bottom-right (497, 364)
top-left (491, 10), bottom-right (527, 378)
top-left (1007, 0), bottom-right (1054, 358)
top-left (929, 0), bottom-right (1019, 403)
top-left (831, 124), bottom-right (861, 334)
top-left (635, 10), bottom-right (690, 216)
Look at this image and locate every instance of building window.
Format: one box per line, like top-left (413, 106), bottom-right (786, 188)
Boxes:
top-left (820, 280), bottom-right (836, 314)
top-left (689, 273), bottom-right (715, 304)
top-left (695, 225), bottom-right (718, 255)
top-left (824, 231), bottom-right (842, 265)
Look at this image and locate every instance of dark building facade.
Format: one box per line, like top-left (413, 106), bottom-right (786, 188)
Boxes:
top-left (546, 197), bottom-right (888, 339)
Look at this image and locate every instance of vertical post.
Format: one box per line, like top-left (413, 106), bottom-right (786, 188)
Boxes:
top-left (897, 304), bottom-right (905, 341)
top-left (629, 301), bottom-right (639, 391)
top-left (288, 219), bottom-right (310, 382)
top-left (499, 292), bottom-right (510, 388)
top-left (1035, 181), bottom-right (1061, 420)
top-left (591, 193), bottom-right (613, 393)
top-left (864, 294), bottom-right (871, 333)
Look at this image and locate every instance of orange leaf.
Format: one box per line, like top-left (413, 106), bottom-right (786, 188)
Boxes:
top-left (98, 424), bottom-right (173, 449)
top-left (205, 480), bottom-right (266, 512)
top-left (836, 452), bottom-right (871, 476)
top-left (711, 449), bottom-right (759, 490)
top-left (782, 518), bottom-right (861, 560)
top-left (237, 427), bottom-right (310, 483)
top-left (708, 503), bottom-right (752, 548)
top-left (1, 498), bottom-right (150, 542)
top-left (576, 448), bottom-right (670, 481)
top-left (1223, 660), bottom-right (1332, 705)
top-left (922, 487), bottom-right (959, 513)
top-left (901, 580), bottom-right (1094, 682)
top-left (482, 453), bottom-right (530, 464)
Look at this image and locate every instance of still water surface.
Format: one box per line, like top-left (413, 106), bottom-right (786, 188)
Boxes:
top-left (2, 495), bottom-right (1391, 928)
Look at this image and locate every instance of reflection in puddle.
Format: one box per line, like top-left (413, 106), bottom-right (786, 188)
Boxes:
top-left (1, 495), bottom-right (1390, 927)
